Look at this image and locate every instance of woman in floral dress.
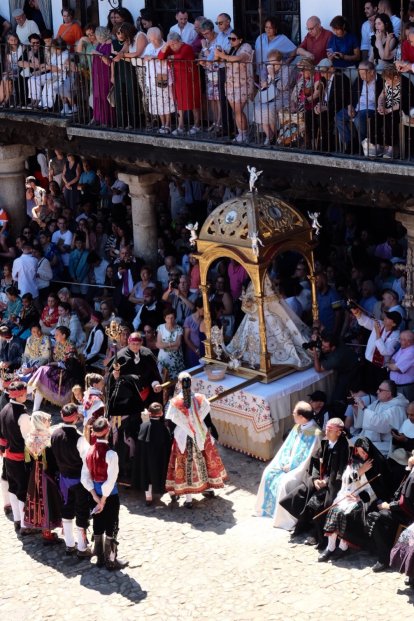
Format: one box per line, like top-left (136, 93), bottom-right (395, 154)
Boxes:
top-left (156, 308), bottom-right (185, 380)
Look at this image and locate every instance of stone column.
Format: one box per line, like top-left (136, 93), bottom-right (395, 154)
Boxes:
top-left (0, 144), bottom-right (35, 235)
top-left (396, 205), bottom-right (414, 317)
top-left (119, 172), bottom-right (164, 266)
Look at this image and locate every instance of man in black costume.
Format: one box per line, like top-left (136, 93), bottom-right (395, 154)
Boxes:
top-left (0, 381), bottom-right (31, 534)
top-left (107, 331), bottom-right (163, 483)
top-left (283, 418), bottom-right (350, 548)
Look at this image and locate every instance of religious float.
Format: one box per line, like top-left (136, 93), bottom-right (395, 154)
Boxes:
top-left (187, 166), bottom-right (334, 460)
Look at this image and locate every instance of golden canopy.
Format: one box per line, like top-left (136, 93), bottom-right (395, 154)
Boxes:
top-left (195, 180), bottom-right (319, 382)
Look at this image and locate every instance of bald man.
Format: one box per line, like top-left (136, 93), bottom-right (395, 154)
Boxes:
top-left (296, 16), bottom-right (332, 65)
top-left (388, 331), bottom-right (414, 401)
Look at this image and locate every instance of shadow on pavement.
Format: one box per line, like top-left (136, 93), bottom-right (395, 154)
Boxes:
top-left (20, 534), bottom-right (147, 604)
top-left (124, 489), bottom-right (236, 535)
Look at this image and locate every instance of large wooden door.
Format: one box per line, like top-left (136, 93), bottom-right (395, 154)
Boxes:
top-left (234, 0), bottom-right (300, 44)
top-left (145, 0), bottom-right (204, 39)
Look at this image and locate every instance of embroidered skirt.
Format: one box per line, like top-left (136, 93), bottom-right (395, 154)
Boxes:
top-left (166, 434), bottom-right (227, 495)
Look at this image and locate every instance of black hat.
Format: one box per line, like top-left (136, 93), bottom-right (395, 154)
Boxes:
top-left (308, 390), bottom-right (327, 402)
top-left (384, 310), bottom-right (402, 328)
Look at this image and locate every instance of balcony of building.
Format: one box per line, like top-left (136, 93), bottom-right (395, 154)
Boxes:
top-left (1, 49), bottom-right (414, 208)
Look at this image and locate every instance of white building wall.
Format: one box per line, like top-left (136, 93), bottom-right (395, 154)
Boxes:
top-left (202, 0), bottom-right (233, 22)
top-left (300, 0), bottom-right (343, 35)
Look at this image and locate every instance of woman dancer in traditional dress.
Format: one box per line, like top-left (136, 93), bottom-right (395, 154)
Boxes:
top-left (28, 326), bottom-right (81, 410)
top-left (23, 411), bottom-right (62, 543)
top-left (319, 436), bottom-right (390, 561)
top-left (255, 401), bottom-right (322, 525)
top-left (18, 324), bottom-right (51, 381)
top-left (165, 371), bottom-right (227, 508)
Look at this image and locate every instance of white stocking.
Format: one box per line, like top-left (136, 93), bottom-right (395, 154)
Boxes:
top-left (33, 390), bottom-right (43, 412)
top-left (77, 526), bottom-right (87, 551)
top-left (1, 478), bottom-right (10, 507)
top-left (327, 533), bottom-right (337, 552)
top-left (185, 494), bottom-right (192, 503)
top-left (19, 500), bottom-right (26, 525)
top-left (339, 539), bottom-right (348, 551)
top-left (62, 518), bottom-right (75, 547)
top-left (145, 484), bottom-right (153, 500)
top-left (8, 492), bottom-right (20, 522)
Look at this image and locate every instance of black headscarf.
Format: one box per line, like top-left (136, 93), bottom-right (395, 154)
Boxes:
top-left (353, 437), bottom-right (392, 501)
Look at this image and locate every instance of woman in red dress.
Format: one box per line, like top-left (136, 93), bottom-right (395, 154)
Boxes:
top-left (165, 371), bottom-right (228, 508)
top-left (158, 32), bottom-right (201, 136)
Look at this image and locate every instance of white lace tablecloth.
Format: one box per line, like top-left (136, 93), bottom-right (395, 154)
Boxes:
top-left (190, 367), bottom-right (334, 446)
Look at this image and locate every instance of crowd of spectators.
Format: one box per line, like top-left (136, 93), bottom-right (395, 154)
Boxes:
top-left (2, 3), bottom-right (414, 154)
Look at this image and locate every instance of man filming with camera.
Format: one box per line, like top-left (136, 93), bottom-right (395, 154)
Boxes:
top-left (162, 274), bottom-right (198, 326)
top-left (311, 330), bottom-right (359, 406)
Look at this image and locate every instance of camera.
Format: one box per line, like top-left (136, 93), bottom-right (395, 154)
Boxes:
top-left (345, 299), bottom-right (358, 311)
top-left (302, 337), bottom-right (322, 351)
top-left (169, 279), bottom-right (179, 289)
top-left (346, 396), bottom-right (356, 405)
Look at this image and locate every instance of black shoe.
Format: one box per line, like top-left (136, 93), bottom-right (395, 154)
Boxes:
top-left (14, 521), bottom-right (21, 533)
top-left (304, 536), bottom-right (317, 546)
top-left (318, 549), bottom-right (334, 562)
top-left (145, 499), bottom-right (153, 507)
top-left (372, 561), bottom-right (388, 573)
top-left (202, 490), bottom-right (215, 498)
top-left (331, 547), bottom-right (349, 560)
top-left (65, 545), bottom-right (76, 555)
top-left (184, 501), bottom-right (193, 509)
top-left (404, 576), bottom-right (414, 587)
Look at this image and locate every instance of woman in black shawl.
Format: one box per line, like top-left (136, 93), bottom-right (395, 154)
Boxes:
top-left (318, 437), bottom-right (391, 562)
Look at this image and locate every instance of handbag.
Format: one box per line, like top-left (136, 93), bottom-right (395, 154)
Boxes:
top-left (107, 85), bottom-right (116, 107)
top-left (254, 82), bottom-right (277, 105)
top-left (156, 73), bottom-right (168, 88)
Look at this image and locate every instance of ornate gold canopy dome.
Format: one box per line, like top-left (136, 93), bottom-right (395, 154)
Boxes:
top-left (194, 167), bottom-right (319, 382)
top-left (198, 193), bottom-right (311, 256)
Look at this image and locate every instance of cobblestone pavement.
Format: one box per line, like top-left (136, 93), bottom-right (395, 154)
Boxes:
top-left (1, 445), bottom-right (414, 621)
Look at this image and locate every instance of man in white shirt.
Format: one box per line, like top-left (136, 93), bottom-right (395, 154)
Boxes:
top-left (168, 10), bottom-right (197, 45)
top-left (361, 2), bottom-right (378, 60)
top-left (12, 8), bottom-right (40, 45)
top-left (52, 216), bottom-right (73, 270)
top-left (12, 243), bottom-right (38, 299)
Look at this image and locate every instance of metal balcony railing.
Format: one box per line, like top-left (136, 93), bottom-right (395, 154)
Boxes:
top-left (1, 42), bottom-right (414, 162)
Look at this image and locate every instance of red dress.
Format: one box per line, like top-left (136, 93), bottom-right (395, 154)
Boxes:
top-left (165, 393), bottom-right (228, 495)
top-left (158, 43), bottom-right (201, 111)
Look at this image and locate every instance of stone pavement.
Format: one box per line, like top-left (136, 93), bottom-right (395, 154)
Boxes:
top-left (1, 444), bottom-right (413, 621)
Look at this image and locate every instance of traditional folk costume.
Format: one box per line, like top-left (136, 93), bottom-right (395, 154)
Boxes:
top-left (0, 384), bottom-right (31, 532)
top-left (0, 374), bottom-right (13, 514)
top-left (165, 380), bottom-right (227, 504)
top-left (390, 517), bottom-right (414, 585)
top-left (23, 412), bottom-right (62, 542)
top-left (320, 437), bottom-right (391, 560)
top-left (50, 409), bottom-right (91, 556)
top-left (19, 333), bottom-right (51, 381)
top-left (255, 419), bottom-right (322, 528)
top-left (81, 418), bottom-right (127, 570)
top-left (281, 421), bottom-right (350, 545)
top-left (132, 404), bottom-right (172, 504)
top-left (28, 340), bottom-right (81, 408)
top-left (368, 464), bottom-right (414, 570)
top-left (107, 339), bottom-right (162, 482)
top-left (83, 318), bottom-right (107, 369)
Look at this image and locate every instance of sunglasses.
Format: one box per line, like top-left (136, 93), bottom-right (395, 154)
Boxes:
top-left (228, 36), bottom-right (238, 41)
